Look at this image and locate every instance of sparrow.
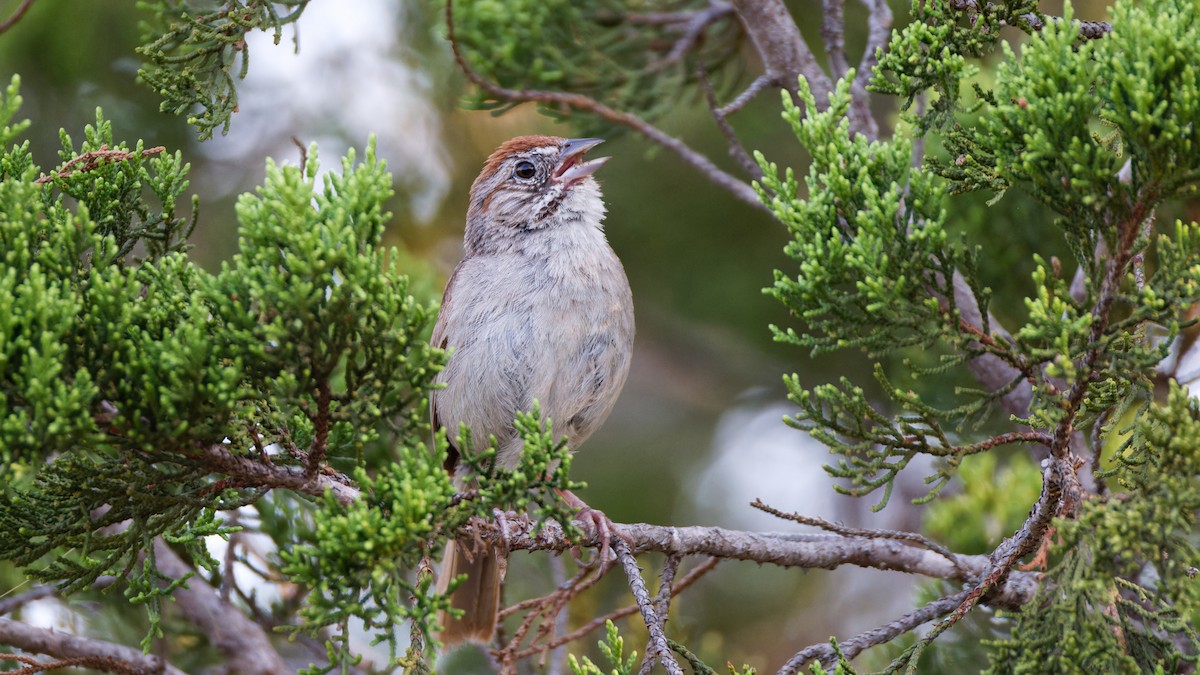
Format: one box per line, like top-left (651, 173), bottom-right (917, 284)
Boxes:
top-left (432, 135), bottom-right (635, 646)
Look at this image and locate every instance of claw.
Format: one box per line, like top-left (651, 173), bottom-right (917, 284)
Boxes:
top-left (554, 488), bottom-right (631, 566)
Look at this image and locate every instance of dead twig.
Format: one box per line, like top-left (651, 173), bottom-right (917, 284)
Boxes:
top-left (0, 0), bottom-right (35, 35)
top-left (34, 145), bottom-right (165, 185)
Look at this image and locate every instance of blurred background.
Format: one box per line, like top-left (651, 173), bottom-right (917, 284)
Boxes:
top-left (0, 0), bottom-right (1123, 671)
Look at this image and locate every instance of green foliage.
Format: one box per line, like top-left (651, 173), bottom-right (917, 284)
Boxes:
top-left (989, 383), bottom-right (1200, 673)
top-left (0, 76), bottom-right (484, 667)
top-left (871, 0), bottom-right (1041, 131)
top-left (756, 74), bottom-right (1005, 507)
top-left (569, 620), bottom-right (639, 675)
top-left (759, 0), bottom-right (1200, 669)
top-left (137, 0), bottom-right (310, 140)
top-left (281, 408), bottom-right (582, 670)
top-left (450, 0), bottom-right (741, 135)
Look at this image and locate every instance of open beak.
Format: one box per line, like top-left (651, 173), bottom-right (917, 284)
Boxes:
top-left (554, 138), bottom-right (609, 183)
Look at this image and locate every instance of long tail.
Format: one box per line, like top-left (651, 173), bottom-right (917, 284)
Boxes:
top-left (437, 540), bottom-right (502, 647)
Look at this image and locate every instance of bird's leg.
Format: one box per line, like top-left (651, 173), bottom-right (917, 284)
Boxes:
top-left (553, 488), bottom-right (631, 565)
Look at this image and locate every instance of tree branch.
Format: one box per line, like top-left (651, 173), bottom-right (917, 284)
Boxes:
top-left (0, 618), bottom-right (185, 675)
top-left (616, 540), bottom-right (682, 675)
top-left (0, 0), bottom-right (35, 36)
top-left (196, 444), bottom-right (360, 505)
top-left (152, 541), bottom-right (288, 675)
top-left (460, 516), bottom-right (1039, 610)
top-left (445, 0), bottom-right (764, 209)
top-left (0, 587), bottom-right (57, 617)
top-left (729, 0), bottom-right (831, 105)
top-left (779, 589), bottom-right (974, 674)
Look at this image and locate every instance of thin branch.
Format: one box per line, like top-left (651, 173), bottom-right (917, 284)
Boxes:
top-left (729, 0), bottom-right (831, 104)
top-left (750, 499), bottom-right (964, 573)
top-left (848, 0), bottom-right (890, 139)
top-left (697, 65), bottom-right (762, 179)
top-left (0, 587), bottom-right (56, 617)
top-left (306, 378), bottom-right (332, 476)
top-left (822, 0), bottom-right (848, 76)
top-left (445, 0), bottom-right (764, 209)
top-left (511, 557), bottom-right (721, 662)
top-left (196, 443), bottom-right (360, 505)
top-left (653, 554), bottom-right (683, 622)
top-left (648, 0), bottom-right (734, 71)
top-left (778, 589), bottom-right (973, 674)
top-left (34, 146), bottom-right (166, 185)
top-left (0, 618), bottom-right (185, 675)
top-left (718, 74), bottom-right (771, 117)
top-left (0, 0), bottom-right (35, 35)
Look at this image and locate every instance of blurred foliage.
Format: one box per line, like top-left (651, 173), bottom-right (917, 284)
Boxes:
top-left (924, 451), bottom-right (1040, 555)
top-left (449, 0), bottom-right (743, 136)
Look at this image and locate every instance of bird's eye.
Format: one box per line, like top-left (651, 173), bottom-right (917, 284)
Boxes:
top-left (513, 160), bottom-right (537, 180)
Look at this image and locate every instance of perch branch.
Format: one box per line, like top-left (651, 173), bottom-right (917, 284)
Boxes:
top-left (460, 516), bottom-right (1039, 610)
top-left (0, 618), bottom-right (185, 675)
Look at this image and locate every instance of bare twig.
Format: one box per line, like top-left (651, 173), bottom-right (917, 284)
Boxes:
top-left (718, 74), bottom-right (771, 117)
top-left (730, 0), bottom-right (832, 105)
top-left (648, 0), bottom-right (734, 71)
top-left (306, 378), bottom-right (332, 476)
top-left (696, 65), bottom-right (762, 179)
top-left (34, 145), bottom-right (165, 185)
top-left (446, 0), bottom-right (764, 208)
top-left (653, 554), bottom-right (683, 621)
top-left (848, 0), bottom-right (891, 139)
top-left (0, 617), bottom-right (185, 675)
top-left (511, 557), bottom-right (721, 662)
top-left (0, 0), bottom-right (35, 35)
top-left (751, 499), bottom-right (964, 573)
top-left (196, 443), bottom-right (360, 505)
top-left (822, 0), bottom-right (849, 76)
top-left (778, 589), bottom-right (973, 674)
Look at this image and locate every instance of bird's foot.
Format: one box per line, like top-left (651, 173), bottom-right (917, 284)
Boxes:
top-left (554, 488), bottom-right (631, 567)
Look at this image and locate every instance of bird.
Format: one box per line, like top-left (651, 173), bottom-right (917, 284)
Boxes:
top-left (431, 135), bottom-right (635, 647)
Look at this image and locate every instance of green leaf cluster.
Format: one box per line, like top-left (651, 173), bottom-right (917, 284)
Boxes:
top-left (756, 74), bottom-right (1003, 507)
top-left (871, 0), bottom-right (1041, 131)
top-left (0, 74), bottom-right (474, 664)
top-left (279, 408), bottom-right (583, 669)
top-left (758, 0), bottom-right (1200, 668)
top-left (990, 383), bottom-right (1200, 673)
top-left (137, 0), bottom-right (311, 140)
